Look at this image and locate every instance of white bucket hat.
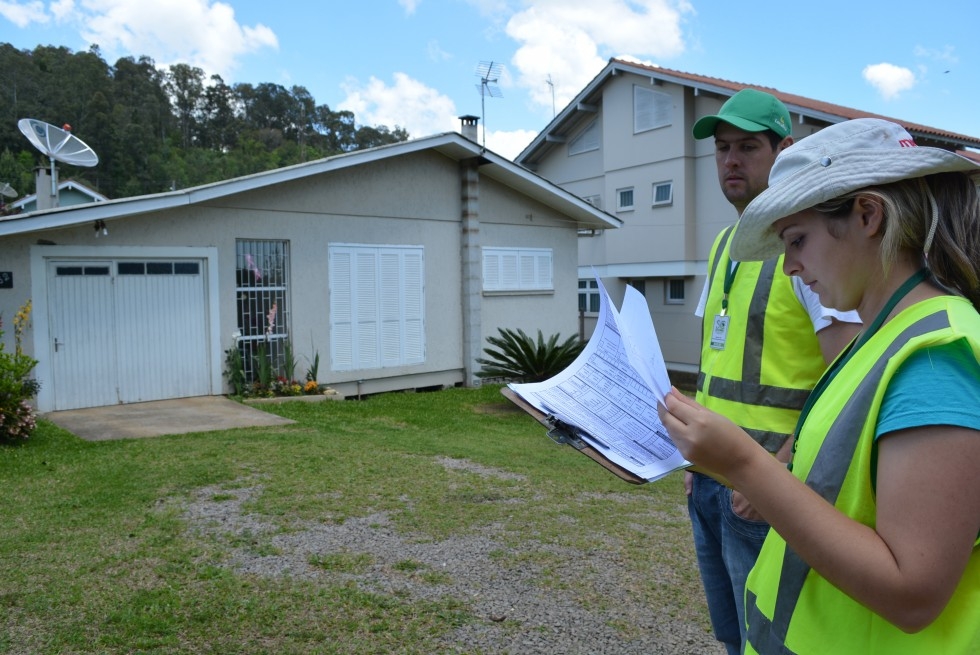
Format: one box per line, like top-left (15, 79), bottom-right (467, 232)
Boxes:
top-left (731, 118), bottom-right (980, 261)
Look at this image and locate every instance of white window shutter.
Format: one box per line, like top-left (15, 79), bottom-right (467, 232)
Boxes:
top-left (355, 250), bottom-right (379, 369)
top-left (330, 244), bottom-right (424, 371)
top-left (483, 251), bottom-right (500, 290)
top-left (500, 251), bottom-right (519, 289)
top-left (536, 251), bottom-right (553, 289)
top-left (402, 250), bottom-right (425, 364)
top-left (329, 251), bottom-right (353, 371)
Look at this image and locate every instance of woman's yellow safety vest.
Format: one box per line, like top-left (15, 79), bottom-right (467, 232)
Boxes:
top-left (744, 295), bottom-right (980, 654)
top-left (698, 226), bottom-right (827, 453)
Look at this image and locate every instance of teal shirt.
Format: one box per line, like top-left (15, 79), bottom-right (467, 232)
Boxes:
top-left (872, 338), bottom-right (980, 535)
top-left (876, 338), bottom-right (980, 438)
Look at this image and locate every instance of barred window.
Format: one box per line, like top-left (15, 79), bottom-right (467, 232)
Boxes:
top-left (665, 278), bottom-right (685, 304)
top-left (235, 239), bottom-right (290, 382)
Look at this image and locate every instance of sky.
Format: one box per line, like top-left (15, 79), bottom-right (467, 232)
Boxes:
top-left (2, 0), bottom-right (979, 160)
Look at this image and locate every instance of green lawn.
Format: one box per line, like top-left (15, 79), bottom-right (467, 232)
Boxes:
top-left (0, 385), bottom-right (710, 654)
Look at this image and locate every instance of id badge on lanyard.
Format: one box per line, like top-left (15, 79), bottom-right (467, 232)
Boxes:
top-left (711, 260), bottom-right (738, 350)
top-left (710, 312), bottom-right (730, 350)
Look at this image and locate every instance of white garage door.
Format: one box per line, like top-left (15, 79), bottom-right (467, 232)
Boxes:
top-left (46, 258), bottom-right (211, 410)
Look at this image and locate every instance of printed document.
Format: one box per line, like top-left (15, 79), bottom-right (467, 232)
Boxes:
top-left (507, 276), bottom-right (689, 482)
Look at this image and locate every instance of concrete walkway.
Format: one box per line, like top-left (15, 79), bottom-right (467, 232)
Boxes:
top-left (43, 396), bottom-right (296, 441)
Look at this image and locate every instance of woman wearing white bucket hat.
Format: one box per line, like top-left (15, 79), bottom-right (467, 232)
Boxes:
top-left (660, 118), bottom-right (980, 654)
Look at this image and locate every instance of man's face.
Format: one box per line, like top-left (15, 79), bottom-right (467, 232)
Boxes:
top-left (713, 123), bottom-right (784, 215)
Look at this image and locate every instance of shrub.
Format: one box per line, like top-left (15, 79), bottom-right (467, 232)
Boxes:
top-left (0, 301), bottom-right (40, 441)
top-left (224, 347), bottom-right (247, 396)
top-left (475, 328), bottom-right (584, 383)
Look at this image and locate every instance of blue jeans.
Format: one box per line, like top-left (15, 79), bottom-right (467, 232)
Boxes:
top-left (688, 472), bottom-right (770, 655)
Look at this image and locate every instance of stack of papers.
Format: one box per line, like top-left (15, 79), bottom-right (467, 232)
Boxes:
top-left (507, 276), bottom-right (689, 483)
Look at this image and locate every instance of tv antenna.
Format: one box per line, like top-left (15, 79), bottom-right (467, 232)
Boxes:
top-left (475, 60), bottom-right (503, 148)
top-left (546, 74), bottom-right (556, 118)
top-left (18, 118), bottom-right (99, 208)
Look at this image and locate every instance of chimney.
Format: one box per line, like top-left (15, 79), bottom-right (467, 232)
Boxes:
top-left (458, 115), bottom-right (479, 143)
top-left (34, 166), bottom-right (56, 211)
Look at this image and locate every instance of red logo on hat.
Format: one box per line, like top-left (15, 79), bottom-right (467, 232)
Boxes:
top-left (898, 138), bottom-right (916, 148)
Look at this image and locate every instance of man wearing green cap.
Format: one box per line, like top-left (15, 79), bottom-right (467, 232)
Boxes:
top-left (687, 89), bottom-right (859, 655)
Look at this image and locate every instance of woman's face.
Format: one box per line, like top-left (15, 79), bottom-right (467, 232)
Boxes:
top-left (773, 208), bottom-right (867, 312)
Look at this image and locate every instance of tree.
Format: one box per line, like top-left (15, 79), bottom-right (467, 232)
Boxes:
top-left (0, 42), bottom-right (411, 199)
top-left (199, 74), bottom-right (239, 151)
top-left (166, 63), bottom-right (205, 148)
top-left (313, 105), bottom-right (357, 153)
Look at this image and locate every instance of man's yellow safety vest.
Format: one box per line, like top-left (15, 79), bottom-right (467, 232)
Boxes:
top-left (698, 226), bottom-right (826, 453)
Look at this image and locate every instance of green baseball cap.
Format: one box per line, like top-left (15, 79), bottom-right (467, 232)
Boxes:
top-left (693, 88), bottom-right (791, 140)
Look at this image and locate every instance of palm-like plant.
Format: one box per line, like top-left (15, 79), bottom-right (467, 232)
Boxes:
top-left (475, 328), bottom-right (585, 383)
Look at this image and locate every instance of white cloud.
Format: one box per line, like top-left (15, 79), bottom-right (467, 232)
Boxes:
top-left (0, 0), bottom-right (49, 27)
top-left (73, 0), bottom-right (277, 78)
top-left (485, 128), bottom-right (537, 160)
top-left (913, 44), bottom-right (957, 65)
top-left (862, 62), bottom-right (916, 100)
top-left (50, 0), bottom-right (75, 21)
top-left (505, 0), bottom-right (694, 115)
top-left (398, 0), bottom-right (420, 14)
top-left (336, 71), bottom-right (534, 160)
top-left (426, 39), bottom-right (452, 62)
top-left (339, 72), bottom-right (459, 138)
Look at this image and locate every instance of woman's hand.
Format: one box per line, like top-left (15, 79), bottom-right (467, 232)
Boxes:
top-left (658, 387), bottom-right (759, 478)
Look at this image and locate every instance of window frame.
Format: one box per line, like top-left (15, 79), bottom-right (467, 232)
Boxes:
top-left (483, 247), bottom-right (553, 293)
top-left (652, 181), bottom-right (673, 207)
top-left (328, 243), bottom-right (425, 372)
top-left (665, 277), bottom-right (686, 304)
top-left (578, 278), bottom-right (601, 314)
top-left (234, 239), bottom-right (291, 382)
top-left (633, 85), bottom-right (673, 134)
top-left (568, 119), bottom-right (600, 156)
top-left (616, 187), bottom-right (635, 212)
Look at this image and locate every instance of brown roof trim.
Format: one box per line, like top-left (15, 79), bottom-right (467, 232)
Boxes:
top-left (957, 149), bottom-right (980, 164)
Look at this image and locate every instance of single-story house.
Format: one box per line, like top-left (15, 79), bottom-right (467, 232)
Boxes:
top-left (0, 122), bottom-right (620, 411)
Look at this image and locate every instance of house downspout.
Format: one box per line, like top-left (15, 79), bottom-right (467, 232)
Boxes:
top-left (460, 157), bottom-right (482, 387)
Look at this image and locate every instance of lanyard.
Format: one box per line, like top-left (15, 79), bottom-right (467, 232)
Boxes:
top-left (788, 268), bottom-right (929, 467)
top-left (721, 260), bottom-right (740, 316)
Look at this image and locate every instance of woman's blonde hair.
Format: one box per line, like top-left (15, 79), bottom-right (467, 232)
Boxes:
top-left (812, 172), bottom-right (980, 310)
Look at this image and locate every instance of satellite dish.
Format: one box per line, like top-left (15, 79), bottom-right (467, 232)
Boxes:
top-left (0, 182), bottom-right (15, 212)
top-left (18, 119), bottom-right (99, 167)
top-left (18, 118), bottom-right (99, 208)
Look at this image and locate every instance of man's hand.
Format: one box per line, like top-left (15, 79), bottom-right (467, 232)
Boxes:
top-left (731, 489), bottom-right (765, 522)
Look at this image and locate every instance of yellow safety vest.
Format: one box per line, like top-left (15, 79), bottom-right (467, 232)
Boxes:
top-left (744, 295), bottom-right (980, 654)
top-left (698, 226), bottom-right (826, 453)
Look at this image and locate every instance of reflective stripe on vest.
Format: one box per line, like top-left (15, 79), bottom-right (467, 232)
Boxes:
top-left (745, 310), bottom-right (951, 654)
top-left (698, 227), bottom-right (815, 451)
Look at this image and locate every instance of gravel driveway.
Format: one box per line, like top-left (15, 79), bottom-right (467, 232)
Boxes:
top-left (181, 458), bottom-right (724, 655)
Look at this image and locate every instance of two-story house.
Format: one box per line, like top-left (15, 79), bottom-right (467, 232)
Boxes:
top-left (516, 58), bottom-right (980, 377)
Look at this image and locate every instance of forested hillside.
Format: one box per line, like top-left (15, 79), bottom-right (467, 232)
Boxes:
top-left (0, 43), bottom-right (410, 206)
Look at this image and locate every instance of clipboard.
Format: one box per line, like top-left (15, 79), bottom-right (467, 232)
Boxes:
top-left (501, 387), bottom-right (648, 484)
